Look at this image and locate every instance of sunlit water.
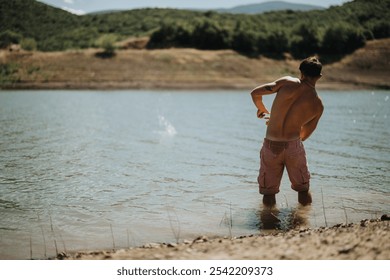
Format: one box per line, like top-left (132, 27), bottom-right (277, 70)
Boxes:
top-left (0, 90), bottom-right (389, 259)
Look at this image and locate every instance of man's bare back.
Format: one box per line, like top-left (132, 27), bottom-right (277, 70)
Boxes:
top-left (251, 76), bottom-right (324, 142)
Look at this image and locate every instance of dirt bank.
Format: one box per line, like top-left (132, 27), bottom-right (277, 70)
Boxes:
top-left (1, 39), bottom-right (389, 90)
top-left (54, 219), bottom-right (389, 260)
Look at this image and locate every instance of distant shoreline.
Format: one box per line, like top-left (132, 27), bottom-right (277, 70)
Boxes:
top-left (0, 81), bottom-right (375, 91)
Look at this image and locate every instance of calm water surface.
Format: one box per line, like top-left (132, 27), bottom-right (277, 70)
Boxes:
top-left (0, 90), bottom-right (389, 259)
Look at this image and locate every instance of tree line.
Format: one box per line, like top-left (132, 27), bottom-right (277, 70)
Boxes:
top-left (147, 18), bottom-right (370, 58)
top-left (146, 1), bottom-right (390, 58)
top-left (0, 0), bottom-right (389, 59)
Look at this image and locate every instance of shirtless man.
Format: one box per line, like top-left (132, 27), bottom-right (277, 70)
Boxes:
top-left (250, 57), bottom-right (324, 206)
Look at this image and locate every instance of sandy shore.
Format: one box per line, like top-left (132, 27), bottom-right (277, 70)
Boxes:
top-left (54, 218), bottom-right (389, 260)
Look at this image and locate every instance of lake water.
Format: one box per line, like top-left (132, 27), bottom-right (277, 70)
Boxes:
top-left (0, 89), bottom-right (389, 259)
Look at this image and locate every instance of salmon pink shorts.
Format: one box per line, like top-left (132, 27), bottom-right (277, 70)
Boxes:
top-left (258, 138), bottom-right (310, 195)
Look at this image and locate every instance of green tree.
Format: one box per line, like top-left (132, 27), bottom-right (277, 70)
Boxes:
top-left (191, 20), bottom-right (232, 50)
top-left (95, 34), bottom-right (117, 57)
top-left (147, 23), bottom-right (192, 49)
top-left (147, 24), bottom-right (176, 48)
top-left (370, 20), bottom-right (390, 39)
top-left (232, 29), bottom-right (258, 55)
top-left (256, 32), bottom-right (269, 54)
top-left (0, 30), bottom-right (22, 48)
top-left (21, 38), bottom-right (37, 51)
top-left (265, 30), bottom-right (289, 55)
top-left (290, 23), bottom-right (321, 58)
top-left (321, 24), bottom-right (366, 54)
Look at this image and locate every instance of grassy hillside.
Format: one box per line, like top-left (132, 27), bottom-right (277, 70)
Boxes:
top-left (0, 0), bottom-right (80, 49)
top-left (0, 0), bottom-right (389, 58)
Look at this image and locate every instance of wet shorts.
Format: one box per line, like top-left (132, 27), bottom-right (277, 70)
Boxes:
top-left (258, 138), bottom-right (310, 195)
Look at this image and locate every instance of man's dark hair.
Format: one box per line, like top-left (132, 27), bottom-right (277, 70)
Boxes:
top-left (299, 57), bottom-right (322, 77)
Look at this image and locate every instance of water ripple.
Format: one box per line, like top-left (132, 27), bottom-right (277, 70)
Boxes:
top-left (0, 90), bottom-right (389, 259)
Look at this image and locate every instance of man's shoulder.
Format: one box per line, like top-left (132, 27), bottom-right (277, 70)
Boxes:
top-left (276, 76), bottom-right (300, 84)
top-left (275, 76), bottom-right (301, 92)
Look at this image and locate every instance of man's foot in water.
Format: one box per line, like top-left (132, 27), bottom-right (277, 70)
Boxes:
top-left (298, 191), bottom-right (312, 206)
top-left (263, 194), bottom-right (276, 207)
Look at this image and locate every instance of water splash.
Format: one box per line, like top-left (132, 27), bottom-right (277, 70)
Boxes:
top-left (158, 115), bottom-right (177, 137)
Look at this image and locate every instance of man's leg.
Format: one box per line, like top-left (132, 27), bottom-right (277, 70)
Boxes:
top-left (263, 194), bottom-right (276, 207)
top-left (298, 190), bottom-right (312, 206)
top-left (258, 143), bottom-right (284, 206)
top-left (285, 140), bottom-right (311, 205)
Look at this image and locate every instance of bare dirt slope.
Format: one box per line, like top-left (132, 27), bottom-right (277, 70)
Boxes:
top-left (1, 38), bottom-right (389, 90)
top-left (324, 39), bottom-right (390, 89)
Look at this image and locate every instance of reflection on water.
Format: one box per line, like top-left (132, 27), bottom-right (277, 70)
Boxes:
top-left (0, 90), bottom-right (389, 259)
top-left (258, 204), bottom-right (311, 231)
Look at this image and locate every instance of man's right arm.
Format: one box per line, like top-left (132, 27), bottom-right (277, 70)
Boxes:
top-left (250, 82), bottom-right (275, 118)
top-left (250, 82), bottom-right (277, 96)
top-left (250, 77), bottom-right (292, 118)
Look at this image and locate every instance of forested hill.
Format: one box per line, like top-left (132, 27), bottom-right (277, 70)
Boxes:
top-left (0, 0), bottom-right (389, 58)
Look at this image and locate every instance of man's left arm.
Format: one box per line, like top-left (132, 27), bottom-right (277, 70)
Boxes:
top-left (300, 110), bottom-right (323, 141)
